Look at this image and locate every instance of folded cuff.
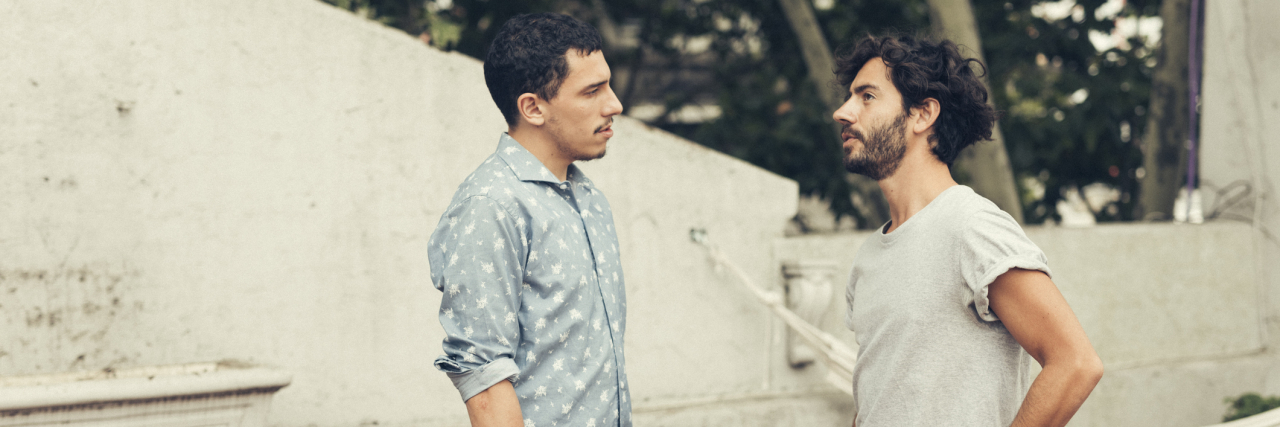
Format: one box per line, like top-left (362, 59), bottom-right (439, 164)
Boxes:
top-left (442, 357), bottom-right (520, 402)
top-left (972, 256), bottom-right (1052, 322)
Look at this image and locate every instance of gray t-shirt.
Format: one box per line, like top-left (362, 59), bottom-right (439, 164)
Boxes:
top-left (845, 185), bottom-right (1051, 427)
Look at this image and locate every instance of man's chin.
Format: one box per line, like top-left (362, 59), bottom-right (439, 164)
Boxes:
top-left (577, 149), bottom-right (607, 162)
top-left (843, 155), bottom-right (865, 173)
top-left (573, 143), bottom-right (608, 162)
top-left (845, 159), bottom-right (901, 181)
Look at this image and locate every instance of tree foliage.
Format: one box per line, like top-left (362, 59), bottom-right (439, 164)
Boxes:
top-left (977, 0), bottom-right (1161, 223)
top-left (319, 0), bottom-right (1163, 226)
top-left (639, 0), bottom-right (931, 227)
top-left (1224, 393), bottom-right (1280, 422)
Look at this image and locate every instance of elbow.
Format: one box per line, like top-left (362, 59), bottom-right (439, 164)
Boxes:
top-left (1076, 353), bottom-right (1104, 388)
top-left (1047, 350), bottom-right (1103, 389)
top-left (465, 380), bottom-right (510, 411)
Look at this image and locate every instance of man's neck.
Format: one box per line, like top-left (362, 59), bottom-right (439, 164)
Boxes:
top-left (508, 127), bottom-right (571, 182)
top-left (877, 148), bottom-right (958, 233)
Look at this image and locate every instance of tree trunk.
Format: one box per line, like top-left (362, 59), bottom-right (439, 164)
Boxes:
top-left (1138, 0), bottom-right (1191, 220)
top-left (926, 0), bottom-right (1025, 223)
top-left (776, 0), bottom-right (888, 227)
top-left (776, 0), bottom-right (841, 113)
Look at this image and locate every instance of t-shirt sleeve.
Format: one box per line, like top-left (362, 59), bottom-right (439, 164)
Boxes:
top-left (427, 195), bottom-right (527, 401)
top-left (959, 206), bottom-right (1051, 322)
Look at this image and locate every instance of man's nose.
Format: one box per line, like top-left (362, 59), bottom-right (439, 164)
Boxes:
top-left (833, 99), bottom-right (859, 125)
top-left (604, 86), bottom-right (623, 117)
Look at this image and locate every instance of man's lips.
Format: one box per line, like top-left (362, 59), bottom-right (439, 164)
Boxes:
top-left (841, 127), bottom-right (863, 144)
top-left (595, 120), bottom-right (614, 136)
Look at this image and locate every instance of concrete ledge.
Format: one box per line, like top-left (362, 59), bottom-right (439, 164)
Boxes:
top-left (0, 361), bottom-right (291, 412)
top-left (633, 389), bottom-right (854, 426)
top-left (1076, 353), bottom-right (1272, 427)
top-left (1208, 406), bottom-right (1280, 427)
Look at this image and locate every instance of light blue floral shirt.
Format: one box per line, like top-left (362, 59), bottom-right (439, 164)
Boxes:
top-left (430, 133), bottom-right (630, 427)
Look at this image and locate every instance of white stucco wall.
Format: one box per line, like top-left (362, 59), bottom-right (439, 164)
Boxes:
top-left (5, 0), bottom-right (1275, 426)
top-left (0, 1), bottom-right (828, 426)
top-left (1201, 0), bottom-right (1280, 368)
top-left (777, 222), bottom-right (1266, 427)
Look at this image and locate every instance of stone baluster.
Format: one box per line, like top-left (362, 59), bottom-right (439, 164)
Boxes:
top-left (781, 260), bottom-right (837, 368)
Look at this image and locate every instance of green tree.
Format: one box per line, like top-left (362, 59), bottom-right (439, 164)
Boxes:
top-left (667, 0), bottom-right (931, 227)
top-left (927, 0), bottom-right (1024, 223)
top-left (333, 0), bottom-right (929, 227)
top-left (319, 0), bottom-right (1161, 226)
top-left (1138, 0), bottom-right (1191, 220)
top-left (975, 0), bottom-right (1160, 223)
top-left (1224, 393), bottom-right (1280, 422)
top-left (321, 0), bottom-right (430, 35)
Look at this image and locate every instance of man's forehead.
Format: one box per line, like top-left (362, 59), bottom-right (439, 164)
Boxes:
top-left (564, 50), bottom-right (610, 84)
top-left (564, 49), bottom-right (600, 68)
top-left (852, 57), bottom-right (891, 88)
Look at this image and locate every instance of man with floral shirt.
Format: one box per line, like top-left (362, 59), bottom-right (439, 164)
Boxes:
top-left (428, 13), bottom-right (629, 427)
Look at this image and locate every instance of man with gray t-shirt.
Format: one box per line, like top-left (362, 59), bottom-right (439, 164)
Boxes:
top-left (831, 35), bottom-right (1104, 427)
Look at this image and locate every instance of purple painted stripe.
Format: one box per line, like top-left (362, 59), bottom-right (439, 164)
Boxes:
top-left (1186, 0), bottom-right (1202, 220)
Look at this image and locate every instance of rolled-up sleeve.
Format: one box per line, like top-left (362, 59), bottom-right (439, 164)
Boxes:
top-left (959, 207), bottom-right (1052, 323)
top-left (428, 195), bottom-right (526, 401)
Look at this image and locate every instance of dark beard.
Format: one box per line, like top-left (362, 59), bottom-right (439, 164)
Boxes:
top-left (843, 111), bottom-right (909, 180)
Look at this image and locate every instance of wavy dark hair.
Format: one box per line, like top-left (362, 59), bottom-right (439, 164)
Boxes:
top-left (834, 34), bottom-right (997, 165)
top-left (484, 13), bottom-right (604, 126)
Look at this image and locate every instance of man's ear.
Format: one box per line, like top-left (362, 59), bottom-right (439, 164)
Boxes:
top-left (910, 98), bottom-right (941, 136)
top-left (517, 93), bottom-right (546, 126)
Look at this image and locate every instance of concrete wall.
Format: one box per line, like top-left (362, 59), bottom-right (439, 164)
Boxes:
top-left (1201, 0), bottom-right (1280, 397)
top-left (4, 0), bottom-right (1276, 426)
top-left (0, 1), bottom-right (830, 425)
top-left (777, 222), bottom-right (1267, 427)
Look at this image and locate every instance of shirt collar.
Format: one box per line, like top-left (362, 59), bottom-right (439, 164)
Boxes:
top-left (496, 133), bottom-right (582, 185)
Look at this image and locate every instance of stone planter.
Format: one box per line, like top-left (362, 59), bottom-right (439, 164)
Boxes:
top-left (0, 361), bottom-right (291, 427)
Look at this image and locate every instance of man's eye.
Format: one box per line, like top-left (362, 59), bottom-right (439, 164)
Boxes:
top-left (863, 93), bottom-right (875, 101)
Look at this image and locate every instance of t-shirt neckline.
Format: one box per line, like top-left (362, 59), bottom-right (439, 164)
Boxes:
top-left (878, 185), bottom-right (967, 244)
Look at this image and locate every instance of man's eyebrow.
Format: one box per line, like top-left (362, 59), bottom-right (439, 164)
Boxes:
top-left (853, 83), bottom-right (878, 94)
top-left (582, 79), bottom-right (608, 92)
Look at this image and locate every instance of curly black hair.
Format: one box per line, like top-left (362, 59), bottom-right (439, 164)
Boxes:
top-left (484, 13), bottom-right (604, 126)
top-left (834, 34), bottom-right (997, 165)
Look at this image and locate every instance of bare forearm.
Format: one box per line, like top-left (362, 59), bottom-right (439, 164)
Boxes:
top-left (1010, 359), bottom-right (1103, 427)
top-left (989, 269), bottom-right (1103, 427)
top-left (465, 380), bottom-right (523, 427)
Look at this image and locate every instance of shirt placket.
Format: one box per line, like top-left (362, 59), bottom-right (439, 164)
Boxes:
top-left (561, 178), bottom-right (627, 426)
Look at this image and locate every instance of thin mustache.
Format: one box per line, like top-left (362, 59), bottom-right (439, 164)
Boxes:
top-left (595, 118), bottom-right (614, 133)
